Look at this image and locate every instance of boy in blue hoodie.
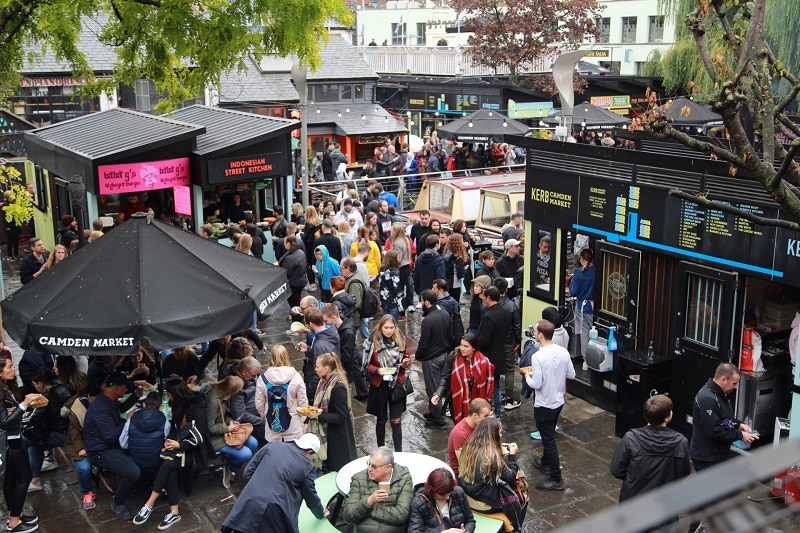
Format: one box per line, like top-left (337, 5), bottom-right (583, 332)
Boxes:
top-left (312, 244), bottom-right (341, 302)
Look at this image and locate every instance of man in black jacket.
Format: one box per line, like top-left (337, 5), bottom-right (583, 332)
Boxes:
top-left (413, 235), bottom-right (446, 309)
top-left (417, 290), bottom-right (452, 430)
top-left (610, 394), bottom-right (690, 502)
top-left (494, 278), bottom-right (521, 410)
top-left (313, 219), bottom-right (342, 262)
top-left (299, 308), bottom-right (341, 400)
top-left (495, 239), bottom-right (524, 298)
top-left (689, 363), bottom-right (758, 472)
top-left (477, 287), bottom-right (511, 418)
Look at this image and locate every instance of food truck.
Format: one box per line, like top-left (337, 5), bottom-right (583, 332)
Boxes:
top-left (509, 135), bottom-right (798, 441)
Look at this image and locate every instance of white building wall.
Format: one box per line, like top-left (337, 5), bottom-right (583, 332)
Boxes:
top-left (354, 0), bottom-right (676, 76)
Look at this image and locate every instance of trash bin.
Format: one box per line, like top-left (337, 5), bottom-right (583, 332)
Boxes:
top-left (615, 350), bottom-right (673, 437)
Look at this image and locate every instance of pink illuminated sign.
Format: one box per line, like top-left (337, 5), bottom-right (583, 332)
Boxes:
top-left (98, 157), bottom-right (190, 195)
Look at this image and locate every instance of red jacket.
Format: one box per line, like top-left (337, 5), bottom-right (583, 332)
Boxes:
top-left (366, 336), bottom-right (410, 388)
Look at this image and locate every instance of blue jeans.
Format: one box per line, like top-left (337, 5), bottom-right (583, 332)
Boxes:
top-left (218, 436), bottom-right (258, 472)
top-left (74, 457), bottom-right (93, 494)
top-left (382, 305), bottom-right (399, 321)
top-left (493, 386), bottom-right (502, 418)
top-left (89, 448), bottom-right (141, 506)
top-left (359, 319), bottom-right (370, 341)
top-left (25, 432), bottom-right (65, 477)
top-left (534, 405), bottom-right (563, 483)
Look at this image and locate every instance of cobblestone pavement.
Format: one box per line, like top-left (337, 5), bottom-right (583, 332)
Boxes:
top-left (0, 249), bottom-right (787, 532)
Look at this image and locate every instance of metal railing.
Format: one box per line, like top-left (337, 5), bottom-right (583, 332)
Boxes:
top-left (306, 162), bottom-right (526, 217)
top-left (356, 46), bottom-right (552, 77)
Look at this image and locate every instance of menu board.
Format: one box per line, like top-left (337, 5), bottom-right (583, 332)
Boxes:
top-left (577, 178), bottom-right (628, 235)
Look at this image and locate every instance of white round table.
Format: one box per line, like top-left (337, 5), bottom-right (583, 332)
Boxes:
top-left (335, 451), bottom-right (453, 495)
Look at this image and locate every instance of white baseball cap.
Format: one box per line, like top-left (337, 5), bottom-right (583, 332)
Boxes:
top-left (294, 433), bottom-right (321, 453)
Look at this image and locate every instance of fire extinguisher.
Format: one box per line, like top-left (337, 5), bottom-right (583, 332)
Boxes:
top-left (772, 470), bottom-right (790, 498)
top-left (741, 328), bottom-right (754, 372)
top-left (784, 467), bottom-right (800, 505)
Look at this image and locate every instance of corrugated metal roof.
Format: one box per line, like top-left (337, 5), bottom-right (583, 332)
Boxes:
top-left (167, 105), bottom-right (299, 155)
top-left (21, 15), bottom-right (117, 74)
top-left (26, 107), bottom-right (205, 161)
top-left (307, 103), bottom-right (406, 135)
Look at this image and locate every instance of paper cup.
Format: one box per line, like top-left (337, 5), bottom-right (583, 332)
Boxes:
top-left (378, 481), bottom-right (390, 494)
top-left (382, 374), bottom-right (392, 381)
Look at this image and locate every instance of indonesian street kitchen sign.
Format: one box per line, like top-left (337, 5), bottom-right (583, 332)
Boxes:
top-left (207, 152), bottom-right (286, 185)
top-left (98, 157), bottom-right (190, 194)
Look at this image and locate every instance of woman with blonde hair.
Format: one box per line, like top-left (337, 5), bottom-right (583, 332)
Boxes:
top-left (350, 225), bottom-right (381, 278)
top-left (386, 222), bottom-right (413, 311)
top-left (302, 205), bottom-right (322, 286)
top-left (363, 315), bottom-right (410, 451)
top-left (203, 375), bottom-right (257, 488)
top-left (444, 233), bottom-right (468, 301)
top-left (307, 352), bottom-right (357, 471)
top-left (235, 233), bottom-right (253, 255)
top-left (290, 202), bottom-right (305, 225)
top-left (43, 244), bottom-right (68, 270)
top-left (458, 418), bottom-right (527, 531)
top-left (255, 345), bottom-right (307, 443)
top-left (338, 220), bottom-right (354, 253)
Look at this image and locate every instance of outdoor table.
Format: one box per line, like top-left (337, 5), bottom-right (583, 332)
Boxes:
top-left (335, 451), bottom-right (452, 495)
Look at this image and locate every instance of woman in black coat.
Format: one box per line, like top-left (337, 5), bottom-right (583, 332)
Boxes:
top-left (0, 349), bottom-right (43, 532)
top-left (278, 235), bottom-right (307, 308)
top-left (307, 353), bottom-right (356, 473)
top-left (408, 468), bottom-right (475, 533)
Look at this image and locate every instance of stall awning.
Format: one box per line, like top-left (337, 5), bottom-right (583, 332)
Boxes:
top-left (24, 108), bottom-right (205, 193)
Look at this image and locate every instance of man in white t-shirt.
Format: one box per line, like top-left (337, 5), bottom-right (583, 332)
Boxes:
top-left (525, 319), bottom-right (575, 491)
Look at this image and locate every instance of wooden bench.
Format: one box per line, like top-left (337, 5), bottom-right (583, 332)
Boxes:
top-left (297, 472), bottom-right (341, 532)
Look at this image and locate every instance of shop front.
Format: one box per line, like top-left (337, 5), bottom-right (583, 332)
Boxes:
top-left (167, 105), bottom-right (299, 227)
top-left (24, 108), bottom-right (205, 238)
top-left (512, 135), bottom-right (799, 441)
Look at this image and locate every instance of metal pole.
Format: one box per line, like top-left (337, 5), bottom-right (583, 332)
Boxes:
top-left (291, 62), bottom-right (310, 207)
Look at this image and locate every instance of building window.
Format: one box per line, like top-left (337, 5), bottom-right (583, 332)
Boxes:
top-left (317, 84), bottom-right (339, 102)
top-left (341, 85), bottom-right (352, 101)
top-left (392, 23), bottom-right (406, 46)
top-left (649, 15), bottom-right (664, 43)
top-left (621, 17), bottom-right (637, 44)
top-left (595, 17), bottom-right (611, 44)
top-left (135, 79), bottom-right (156, 111)
top-left (683, 273), bottom-right (722, 349)
top-left (354, 84), bottom-right (364, 101)
top-left (416, 22), bottom-right (426, 46)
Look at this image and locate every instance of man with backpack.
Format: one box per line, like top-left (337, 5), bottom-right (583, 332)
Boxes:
top-left (417, 290), bottom-right (452, 430)
top-left (342, 256), bottom-right (380, 337)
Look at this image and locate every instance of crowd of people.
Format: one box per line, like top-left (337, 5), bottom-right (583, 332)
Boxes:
top-left (1, 182), bottom-right (753, 533)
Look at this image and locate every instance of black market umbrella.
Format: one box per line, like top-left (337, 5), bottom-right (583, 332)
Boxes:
top-left (437, 109), bottom-right (529, 143)
top-left (1, 213), bottom-right (289, 356)
top-left (542, 101), bottom-right (631, 130)
top-left (656, 96), bottom-right (724, 127)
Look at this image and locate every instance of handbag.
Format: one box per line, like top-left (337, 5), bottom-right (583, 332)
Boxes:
top-left (389, 373), bottom-right (413, 402)
top-left (218, 400), bottom-right (253, 449)
top-left (395, 294), bottom-right (406, 313)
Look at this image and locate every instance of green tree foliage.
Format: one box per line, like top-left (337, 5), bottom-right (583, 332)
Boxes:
top-left (0, 0), bottom-right (353, 110)
top-left (642, 49), bottom-right (664, 78)
top-left (447, 0), bottom-right (602, 85)
top-left (0, 166), bottom-right (33, 226)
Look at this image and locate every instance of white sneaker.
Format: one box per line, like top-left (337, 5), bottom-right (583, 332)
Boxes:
top-left (222, 466), bottom-right (232, 489)
top-left (40, 459), bottom-right (58, 472)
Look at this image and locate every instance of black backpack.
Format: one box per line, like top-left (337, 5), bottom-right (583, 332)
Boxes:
top-left (350, 278), bottom-right (380, 318)
top-left (261, 374), bottom-right (291, 434)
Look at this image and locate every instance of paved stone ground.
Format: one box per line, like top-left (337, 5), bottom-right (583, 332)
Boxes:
top-left (0, 246), bottom-right (795, 532)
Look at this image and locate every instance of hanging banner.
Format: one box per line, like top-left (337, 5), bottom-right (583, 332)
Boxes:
top-left (173, 185), bottom-right (192, 215)
top-left (98, 157), bottom-right (190, 194)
